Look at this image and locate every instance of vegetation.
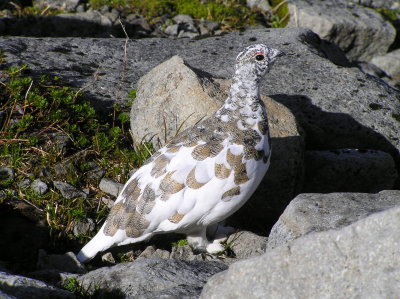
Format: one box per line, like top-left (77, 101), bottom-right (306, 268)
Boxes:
top-left (171, 239), bottom-right (189, 247)
top-left (0, 63), bottom-right (153, 250)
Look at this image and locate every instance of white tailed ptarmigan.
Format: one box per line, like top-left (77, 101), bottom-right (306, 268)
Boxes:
top-left (77, 44), bottom-right (284, 262)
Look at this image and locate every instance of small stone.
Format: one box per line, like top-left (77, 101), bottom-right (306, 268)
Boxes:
top-left (226, 231), bottom-right (267, 259)
top-left (246, 0), bottom-right (272, 11)
top-left (86, 162), bottom-right (105, 181)
top-left (101, 252), bottom-right (115, 263)
top-left (31, 179), bottom-right (48, 195)
top-left (202, 20), bottom-right (220, 31)
top-left (164, 24), bottom-right (179, 36)
top-left (170, 245), bottom-right (200, 260)
top-left (53, 181), bottom-right (87, 199)
top-left (37, 250), bottom-right (86, 274)
top-left (178, 31), bottom-right (199, 38)
top-left (173, 14), bottom-right (194, 24)
top-left (152, 249), bottom-right (171, 259)
top-left (72, 218), bottom-right (95, 236)
top-left (138, 245), bottom-right (156, 258)
top-left (198, 24), bottom-right (209, 36)
top-left (18, 178), bottom-right (31, 189)
top-left (99, 178), bottom-right (123, 197)
top-left (0, 166), bottom-right (14, 180)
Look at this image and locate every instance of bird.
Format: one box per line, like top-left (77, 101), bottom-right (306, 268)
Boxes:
top-left (77, 44), bottom-right (284, 263)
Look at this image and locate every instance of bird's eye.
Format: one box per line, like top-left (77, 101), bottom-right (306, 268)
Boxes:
top-left (255, 54), bottom-right (264, 61)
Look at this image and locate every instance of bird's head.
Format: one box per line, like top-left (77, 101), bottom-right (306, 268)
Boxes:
top-left (234, 44), bottom-right (284, 81)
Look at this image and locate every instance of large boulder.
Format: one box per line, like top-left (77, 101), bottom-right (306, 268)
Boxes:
top-left (267, 190), bottom-right (400, 249)
top-left (201, 205), bottom-right (400, 298)
top-left (77, 258), bottom-right (227, 298)
top-left (2, 28), bottom-right (398, 163)
top-left (286, 0), bottom-right (396, 61)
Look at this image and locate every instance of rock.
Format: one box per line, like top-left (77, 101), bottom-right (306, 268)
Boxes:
top-left (178, 31), bottom-right (199, 38)
top-left (201, 20), bottom-right (220, 31)
top-left (31, 179), bottom-right (49, 195)
top-left (72, 218), bottom-right (95, 236)
top-left (37, 250), bottom-right (86, 274)
top-left (173, 14), bottom-right (194, 25)
top-left (26, 270), bottom-right (79, 291)
top-left (303, 149), bottom-right (398, 193)
top-left (101, 252), bottom-right (116, 263)
top-left (152, 249), bottom-right (171, 259)
top-left (34, 0), bottom-right (80, 11)
top-left (170, 245), bottom-right (200, 261)
top-left (164, 24), bottom-right (179, 36)
top-left (267, 190), bottom-right (400, 249)
top-left (98, 177), bottom-right (123, 197)
top-left (371, 48), bottom-right (400, 77)
top-left (77, 258), bottom-right (227, 298)
top-left (53, 181), bottom-right (87, 199)
top-left (357, 60), bottom-right (388, 78)
top-left (2, 28), bottom-right (399, 179)
top-left (130, 55), bottom-right (304, 231)
top-left (227, 231), bottom-right (266, 259)
top-left (138, 245), bottom-right (156, 258)
top-left (0, 270), bottom-right (74, 299)
top-left (286, 0), bottom-right (395, 61)
top-left (352, 0), bottom-right (400, 9)
top-left (201, 205), bottom-right (400, 298)
top-left (246, 0), bottom-right (271, 11)
top-left (0, 166), bottom-right (14, 180)
top-left (86, 161), bottom-right (105, 181)
top-left (18, 178), bottom-right (31, 189)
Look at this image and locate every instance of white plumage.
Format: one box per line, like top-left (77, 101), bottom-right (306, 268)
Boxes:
top-left (77, 44), bottom-right (284, 262)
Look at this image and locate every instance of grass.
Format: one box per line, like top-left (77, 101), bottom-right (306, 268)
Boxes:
top-left (171, 239), bottom-right (189, 247)
top-left (0, 64), bottom-right (153, 251)
top-left (88, 0), bottom-right (275, 30)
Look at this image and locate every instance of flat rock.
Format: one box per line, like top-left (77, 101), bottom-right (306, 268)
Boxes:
top-left (37, 250), bottom-right (86, 274)
top-left (0, 270), bottom-right (74, 299)
top-left (286, 0), bottom-right (395, 61)
top-left (98, 177), bottom-right (124, 197)
top-left (303, 149), bottom-right (398, 193)
top-left (2, 28), bottom-right (398, 171)
top-left (131, 54), bottom-right (304, 231)
top-left (267, 190), bottom-right (400, 249)
top-left (77, 258), bottom-right (227, 298)
top-left (201, 205), bottom-right (400, 298)
top-left (226, 231), bottom-right (266, 259)
top-left (53, 180), bottom-right (87, 199)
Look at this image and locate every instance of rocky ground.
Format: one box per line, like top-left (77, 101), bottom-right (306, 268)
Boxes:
top-left (0, 0), bottom-right (400, 298)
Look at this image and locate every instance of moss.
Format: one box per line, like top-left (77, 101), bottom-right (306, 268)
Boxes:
top-left (0, 64), bottom-right (153, 249)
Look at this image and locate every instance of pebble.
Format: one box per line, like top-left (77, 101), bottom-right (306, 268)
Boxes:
top-left (0, 166), bottom-right (14, 180)
top-left (31, 179), bottom-right (48, 195)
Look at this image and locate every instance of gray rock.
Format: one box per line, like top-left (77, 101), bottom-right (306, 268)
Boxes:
top-left (357, 60), bottom-right (388, 78)
top-left (371, 48), bottom-right (400, 77)
top-left (152, 249), bottom-right (171, 259)
top-left (31, 179), bottom-right (49, 195)
top-left (164, 24), bottom-right (179, 36)
top-left (77, 258), bottom-right (227, 298)
top-left (201, 205), bottom-right (400, 298)
top-left (201, 20), bottom-right (220, 31)
top-left (303, 149), bottom-right (398, 193)
top-left (227, 231), bottom-right (266, 259)
top-left (286, 0), bottom-right (395, 61)
top-left (37, 250), bottom-right (86, 274)
top-left (86, 161), bottom-right (105, 180)
top-left (72, 218), bottom-right (95, 236)
top-left (246, 0), bottom-right (272, 11)
top-left (267, 190), bottom-right (400, 249)
top-left (53, 181), bottom-right (87, 199)
top-left (138, 246), bottom-right (156, 258)
top-left (170, 245), bottom-right (201, 261)
top-left (0, 166), bottom-right (14, 180)
top-left (99, 177), bottom-right (123, 197)
top-left (350, 0), bottom-right (400, 9)
top-left (34, 0), bottom-right (80, 11)
top-left (1, 28), bottom-right (399, 174)
top-left (18, 178), bottom-right (31, 189)
top-left (178, 31), bottom-right (199, 38)
top-left (0, 270), bottom-right (74, 299)
top-left (101, 252), bottom-right (116, 263)
top-left (173, 14), bottom-right (194, 25)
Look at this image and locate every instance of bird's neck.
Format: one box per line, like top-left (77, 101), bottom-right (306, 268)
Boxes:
top-left (216, 72), bottom-right (265, 123)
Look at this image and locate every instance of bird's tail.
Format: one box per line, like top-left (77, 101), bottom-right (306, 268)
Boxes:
top-left (76, 223), bottom-right (122, 263)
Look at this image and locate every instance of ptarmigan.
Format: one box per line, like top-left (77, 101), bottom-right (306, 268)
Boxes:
top-left (77, 44), bottom-right (284, 262)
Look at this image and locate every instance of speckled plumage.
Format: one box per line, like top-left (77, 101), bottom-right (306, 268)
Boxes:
top-left (77, 44), bottom-right (284, 262)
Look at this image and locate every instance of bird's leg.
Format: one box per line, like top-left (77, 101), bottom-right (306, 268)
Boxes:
top-left (186, 228), bottom-right (209, 253)
top-left (205, 223), bottom-right (236, 254)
